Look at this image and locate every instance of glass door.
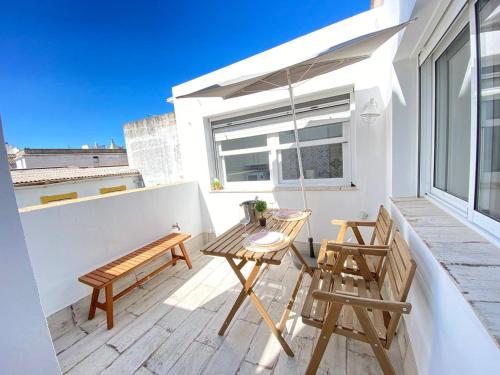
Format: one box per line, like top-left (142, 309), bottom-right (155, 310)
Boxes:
top-left (475, 0), bottom-right (500, 224)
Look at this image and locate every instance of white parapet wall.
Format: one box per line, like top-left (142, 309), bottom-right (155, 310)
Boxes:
top-left (390, 202), bottom-right (500, 374)
top-left (19, 181), bottom-right (203, 316)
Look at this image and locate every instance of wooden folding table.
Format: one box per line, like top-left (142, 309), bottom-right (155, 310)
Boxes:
top-left (201, 210), bottom-right (313, 356)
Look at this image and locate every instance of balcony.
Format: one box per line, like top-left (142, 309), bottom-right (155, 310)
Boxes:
top-left (52, 240), bottom-right (409, 375)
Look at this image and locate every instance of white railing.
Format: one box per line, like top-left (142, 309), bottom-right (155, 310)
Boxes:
top-left (19, 181), bottom-right (203, 316)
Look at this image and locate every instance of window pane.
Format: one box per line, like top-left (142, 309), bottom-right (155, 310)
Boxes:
top-left (279, 123), bottom-right (343, 144)
top-left (434, 26), bottom-right (471, 201)
top-left (225, 152), bottom-right (270, 182)
top-left (220, 134), bottom-right (267, 151)
top-left (282, 144), bottom-right (343, 180)
top-left (476, 0), bottom-right (500, 221)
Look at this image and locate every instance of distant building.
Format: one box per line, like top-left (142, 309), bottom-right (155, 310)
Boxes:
top-left (123, 113), bottom-right (183, 186)
top-left (11, 166), bottom-right (144, 207)
top-left (108, 138), bottom-right (120, 149)
top-left (5, 143), bottom-right (19, 170)
top-left (5, 142), bottom-right (19, 154)
top-left (82, 139), bottom-right (123, 150)
top-left (14, 148), bottom-right (128, 169)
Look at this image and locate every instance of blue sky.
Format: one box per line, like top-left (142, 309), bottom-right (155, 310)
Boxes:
top-left (1, 1), bottom-right (369, 149)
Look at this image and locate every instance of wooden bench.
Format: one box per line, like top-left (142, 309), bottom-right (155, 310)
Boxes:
top-left (302, 231), bottom-right (416, 375)
top-left (78, 232), bottom-right (192, 329)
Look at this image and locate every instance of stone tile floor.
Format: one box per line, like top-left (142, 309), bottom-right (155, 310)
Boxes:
top-left (53, 243), bottom-right (404, 374)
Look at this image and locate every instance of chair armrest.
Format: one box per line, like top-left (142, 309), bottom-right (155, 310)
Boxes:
top-left (333, 242), bottom-right (389, 249)
top-left (330, 219), bottom-right (376, 227)
top-left (331, 219), bottom-right (353, 226)
top-left (325, 242), bottom-right (389, 257)
top-left (312, 290), bottom-right (412, 314)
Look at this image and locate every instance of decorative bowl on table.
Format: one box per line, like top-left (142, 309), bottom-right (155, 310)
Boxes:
top-left (272, 208), bottom-right (310, 221)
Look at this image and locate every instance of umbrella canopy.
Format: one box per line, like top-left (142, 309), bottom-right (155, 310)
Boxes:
top-left (177, 20), bottom-right (413, 100)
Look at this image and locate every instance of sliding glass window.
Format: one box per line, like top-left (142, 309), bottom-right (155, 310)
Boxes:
top-left (476, 0), bottom-right (500, 222)
top-left (434, 26), bottom-right (472, 201)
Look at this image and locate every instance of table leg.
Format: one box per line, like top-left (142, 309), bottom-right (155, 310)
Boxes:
top-left (218, 259), bottom-right (260, 336)
top-left (226, 258), bottom-right (294, 357)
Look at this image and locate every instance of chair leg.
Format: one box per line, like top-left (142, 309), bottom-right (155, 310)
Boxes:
top-left (179, 242), bottom-right (193, 269)
top-left (305, 304), bottom-right (342, 375)
top-left (353, 306), bottom-right (395, 375)
top-left (105, 285), bottom-right (114, 329)
top-left (88, 288), bottom-right (99, 320)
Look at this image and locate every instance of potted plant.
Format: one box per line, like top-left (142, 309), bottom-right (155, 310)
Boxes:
top-left (211, 177), bottom-right (223, 191)
top-left (255, 200), bottom-right (267, 227)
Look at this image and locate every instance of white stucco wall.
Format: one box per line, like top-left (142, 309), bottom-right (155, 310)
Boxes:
top-left (14, 174), bottom-right (144, 208)
top-left (0, 126), bottom-right (60, 374)
top-left (172, 8), bottom-right (403, 240)
top-left (19, 181), bottom-right (203, 316)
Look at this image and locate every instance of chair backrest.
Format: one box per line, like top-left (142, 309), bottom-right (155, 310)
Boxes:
top-left (368, 205), bottom-right (394, 275)
top-left (370, 205), bottom-right (393, 246)
top-left (380, 230), bottom-right (417, 347)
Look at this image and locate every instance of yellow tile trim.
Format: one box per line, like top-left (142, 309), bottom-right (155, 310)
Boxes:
top-left (40, 192), bottom-right (78, 204)
top-left (100, 185), bottom-right (127, 194)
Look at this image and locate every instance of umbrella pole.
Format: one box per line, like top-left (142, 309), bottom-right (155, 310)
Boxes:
top-left (286, 69), bottom-right (315, 258)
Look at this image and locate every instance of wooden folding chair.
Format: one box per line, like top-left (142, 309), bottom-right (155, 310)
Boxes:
top-left (317, 205), bottom-right (394, 279)
top-left (302, 231), bottom-right (417, 375)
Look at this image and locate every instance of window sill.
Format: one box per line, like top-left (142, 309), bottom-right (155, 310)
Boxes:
top-left (209, 185), bottom-right (358, 193)
top-left (391, 197), bottom-right (500, 345)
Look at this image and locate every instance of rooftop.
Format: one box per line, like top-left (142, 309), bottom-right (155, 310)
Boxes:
top-left (11, 166), bottom-right (140, 186)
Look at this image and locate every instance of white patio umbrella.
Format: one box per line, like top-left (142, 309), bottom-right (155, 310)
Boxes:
top-left (177, 19), bottom-right (413, 258)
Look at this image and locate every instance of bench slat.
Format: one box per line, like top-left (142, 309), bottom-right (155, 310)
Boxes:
top-left (79, 275), bottom-right (104, 288)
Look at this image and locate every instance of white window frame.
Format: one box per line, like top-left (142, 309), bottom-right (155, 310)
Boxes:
top-left (216, 138), bottom-right (274, 189)
top-left (420, 0), bottom-right (500, 239)
top-left (210, 88), bottom-right (355, 190)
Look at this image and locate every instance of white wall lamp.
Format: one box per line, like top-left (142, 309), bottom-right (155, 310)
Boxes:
top-left (360, 98), bottom-right (381, 124)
